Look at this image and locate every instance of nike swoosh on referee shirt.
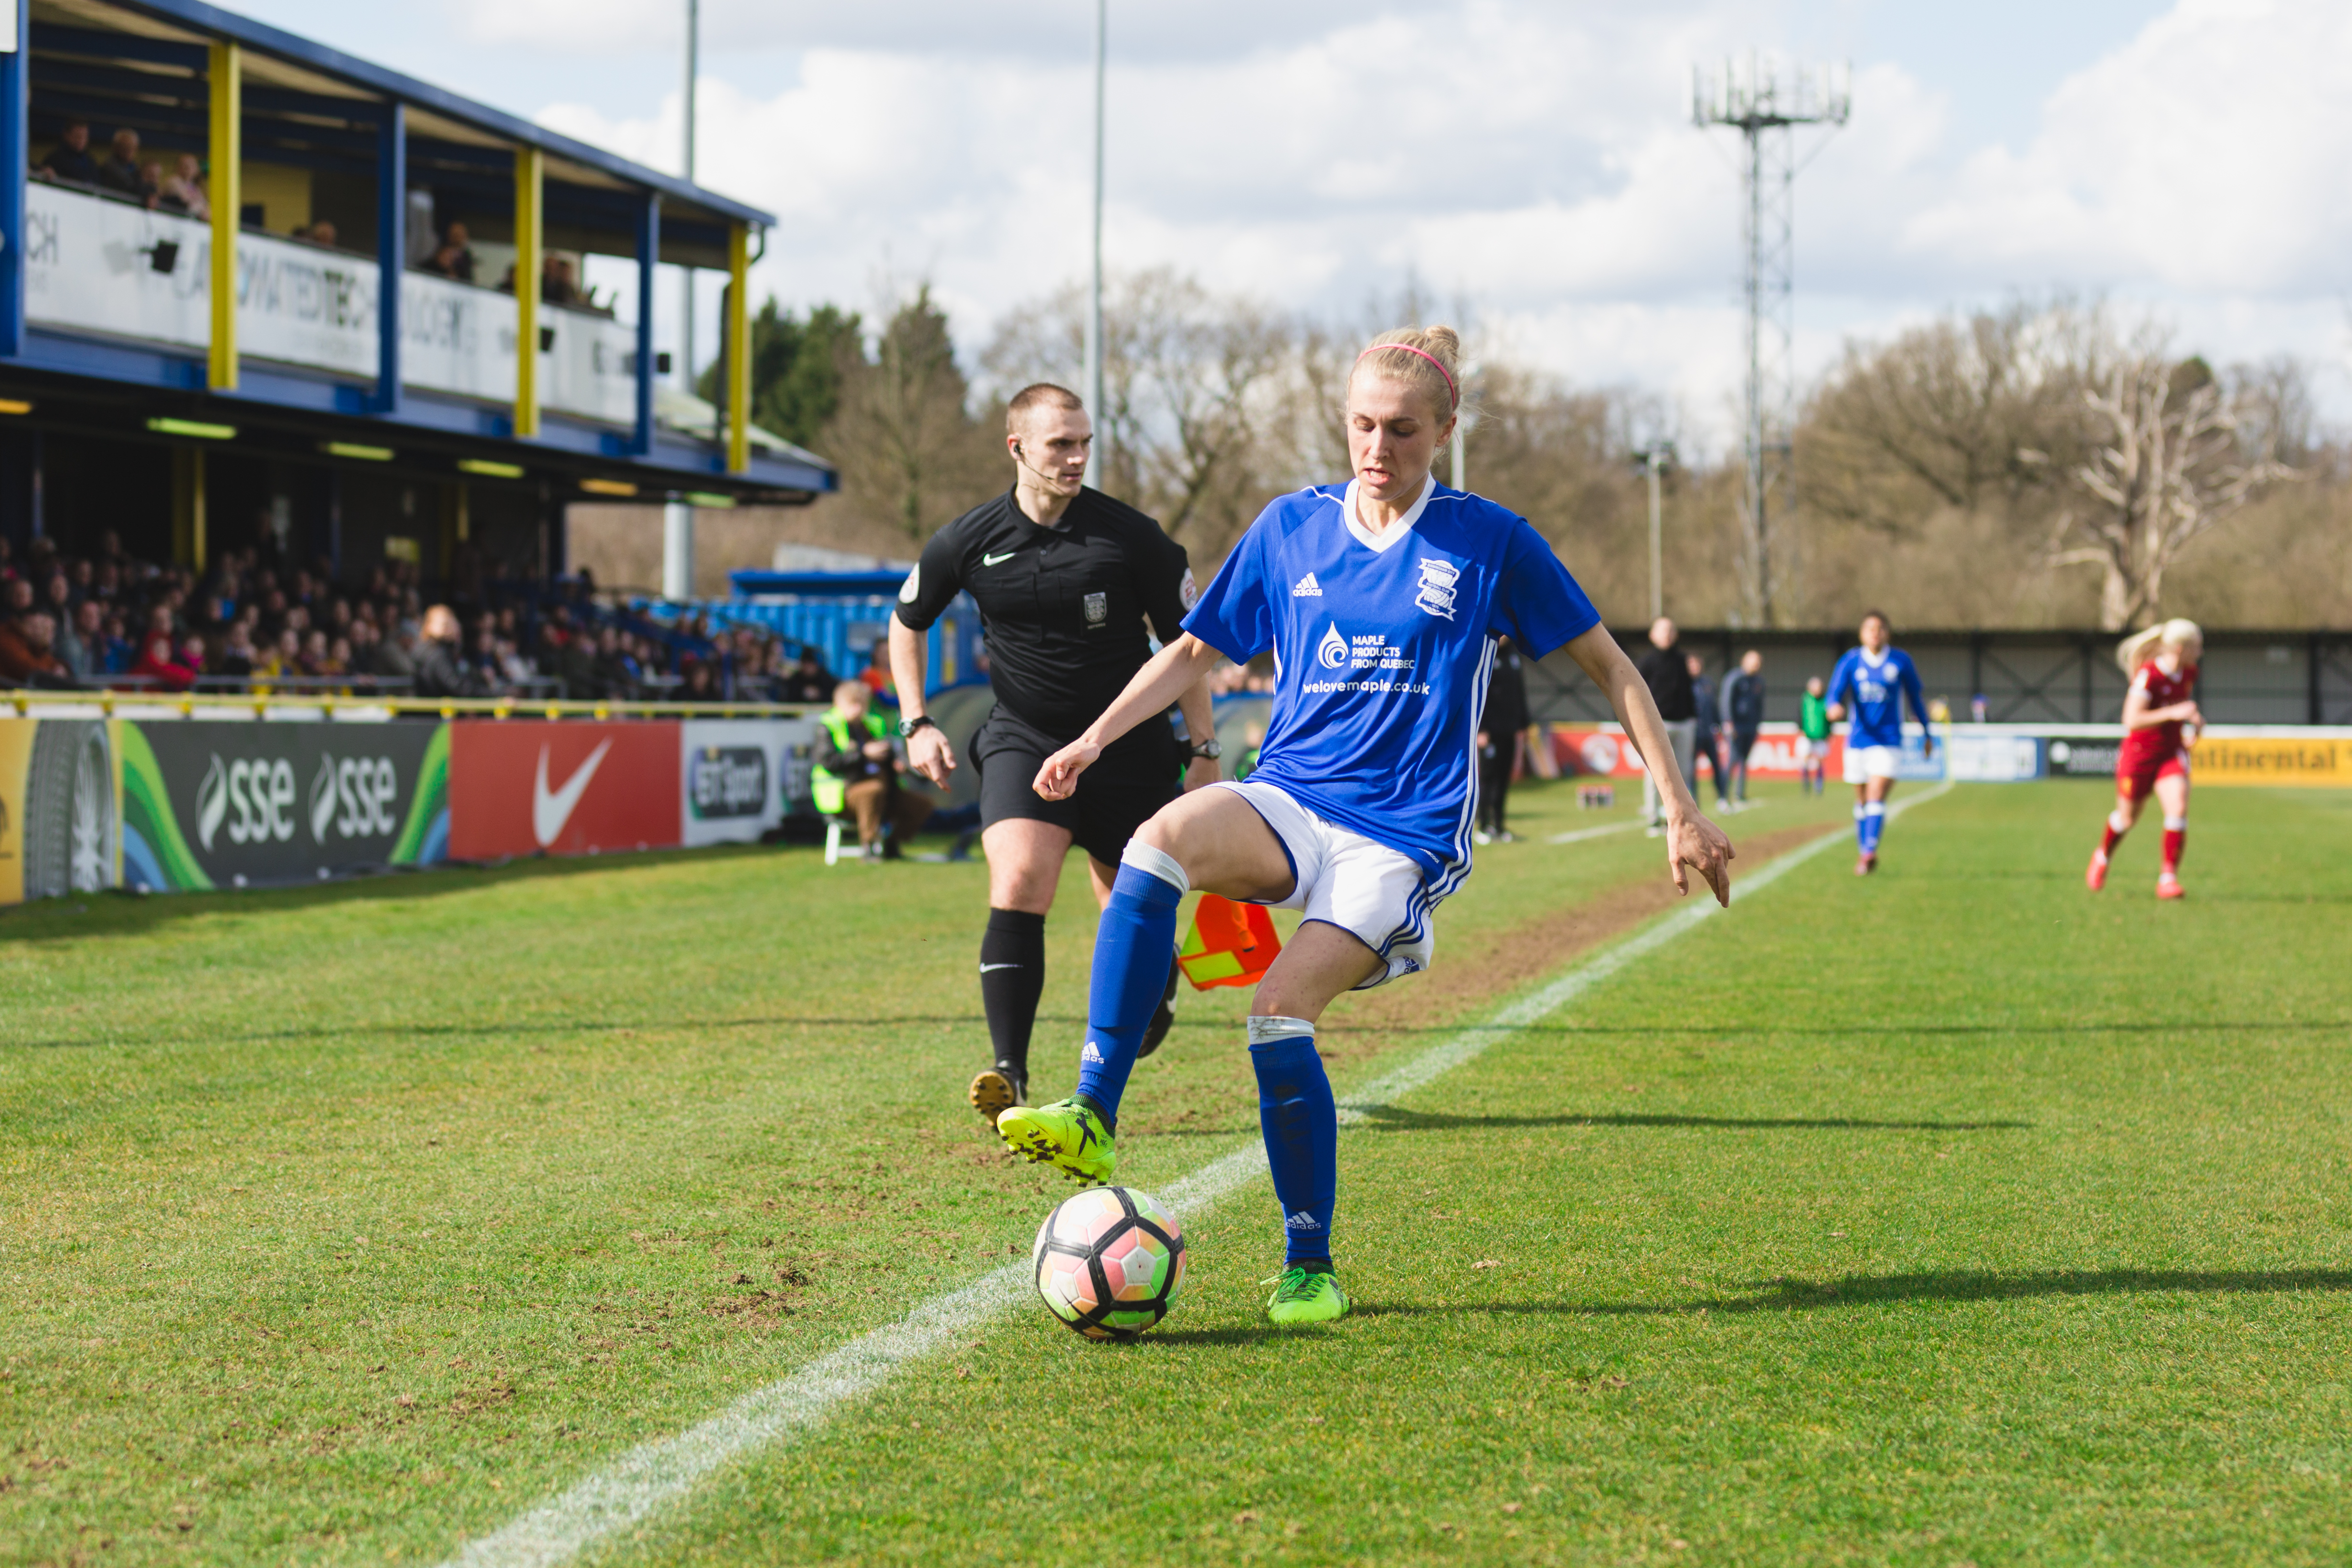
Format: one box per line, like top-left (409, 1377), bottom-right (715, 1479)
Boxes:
top-left (982, 551), bottom-right (1017, 566)
top-left (978, 963), bottom-right (1022, 973)
top-left (533, 738), bottom-right (614, 848)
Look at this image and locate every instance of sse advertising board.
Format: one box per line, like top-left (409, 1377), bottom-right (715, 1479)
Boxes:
top-left (447, 720), bottom-right (681, 860)
top-left (117, 719), bottom-right (447, 892)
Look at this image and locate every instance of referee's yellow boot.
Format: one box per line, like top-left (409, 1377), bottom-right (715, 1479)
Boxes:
top-left (996, 1098), bottom-right (1116, 1186)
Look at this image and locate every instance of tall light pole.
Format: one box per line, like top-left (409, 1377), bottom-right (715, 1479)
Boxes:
top-left (1447, 360), bottom-right (1478, 492)
top-left (1633, 441), bottom-right (1676, 621)
top-left (1083, 0), bottom-right (1106, 422)
top-left (1693, 55), bottom-right (1847, 626)
top-left (678, 0), bottom-right (699, 393)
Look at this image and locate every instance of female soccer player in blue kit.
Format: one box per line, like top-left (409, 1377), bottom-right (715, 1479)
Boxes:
top-left (996, 327), bottom-right (1736, 1324)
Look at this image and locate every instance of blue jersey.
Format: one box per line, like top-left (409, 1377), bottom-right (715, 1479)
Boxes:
top-left (1828, 646), bottom-right (1926, 749)
top-left (1183, 478), bottom-right (1600, 885)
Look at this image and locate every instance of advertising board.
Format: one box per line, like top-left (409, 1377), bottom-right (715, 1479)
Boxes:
top-left (678, 718), bottom-right (822, 846)
top-left (1548, 725), bottom-right (1847, 783)
top-left (1944, 733), bottom-right (2045, 783)
top-left (117, 719), bottom-right (446, 892)
top-left (22, 184), bottom-right (636, 424)
top-left (2187, 734), bottom-right (2351, 786)
top-left (447, 720), bottom-right (681, 860)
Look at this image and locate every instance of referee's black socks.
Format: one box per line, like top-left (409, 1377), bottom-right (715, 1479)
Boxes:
top-left (979, 907), bottom-right (1049, 1085)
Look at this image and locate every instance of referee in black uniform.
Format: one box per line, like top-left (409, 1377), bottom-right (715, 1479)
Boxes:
top-left (890, 383), bottom-right (1219, 1122)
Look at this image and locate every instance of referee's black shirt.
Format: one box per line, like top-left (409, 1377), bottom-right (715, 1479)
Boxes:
top-left (893, 486), bottom-right (1195, 739)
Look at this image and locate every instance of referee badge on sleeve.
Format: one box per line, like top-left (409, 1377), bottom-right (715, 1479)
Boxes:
top-left (1084, 591), bottom-right (1108, 625)
top-left (1179, 567), bottom-right (1198, 609)
top-left (898, 564), bottom-right (921, 604)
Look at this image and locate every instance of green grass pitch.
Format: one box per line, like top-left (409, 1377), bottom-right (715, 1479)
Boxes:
top-left (4, 779), bottom-right (2350, 1565)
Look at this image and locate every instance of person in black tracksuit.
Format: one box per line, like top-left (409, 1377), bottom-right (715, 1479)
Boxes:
top-left (890, 383), bottom-right (1219, 1120)
top-left (1475, 636), bottom-right (1529, 841)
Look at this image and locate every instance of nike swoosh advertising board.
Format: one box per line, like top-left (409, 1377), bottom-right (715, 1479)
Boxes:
top-left (447, 720), bottom-right (682, 861)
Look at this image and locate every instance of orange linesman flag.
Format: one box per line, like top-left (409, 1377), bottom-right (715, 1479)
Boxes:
top-left (1178, 894), bottom-right (1282, 990)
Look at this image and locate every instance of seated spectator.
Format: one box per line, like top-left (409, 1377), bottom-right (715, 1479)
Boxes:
top-left (858, 641), bottom-right (897, 701)
top-left (98, 612), bottom-right (133, 675)
top-left (1, 608), bottom-right (76, 688)
top-left (679, 656), bottom-right (716, 701)
top-left (559, 625), bottom-right (600, 700)
top-left (298, 628), bottom-right (332, 676)
top-left (411, 604), bottom-right (480, 700)
top-left (54, 598), bottom-right (101, 680)
top-left (97, 129), bottom-right (145, 198)
top-left (37, 121), bottom-right (100, 185)
top-left (216, 620), bottom-right (257, 678)
top-left (177, 634), bottom-right (211, 683)
top-left (542, 254), bottom-right (584, 307)
top-left (254, 628), bottom-right (301, 693)
top-left (371, 618), bottom-right (417, 682)
top-left (157, 154), bottom-right (208, 219)
top-left (593, 625), bottom-right (633, 700)
top-left (130, 631), bottom-right (193, 692)
top-left (812, 678), bottom-right (933, 859)
top-left (778, 647), bottom-right (834, 704)
top-left (420, 221), bottom-right (476, 283)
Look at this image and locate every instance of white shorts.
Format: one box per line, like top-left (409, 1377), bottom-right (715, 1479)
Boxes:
top-left (1843, 744), bottom-right (1901, 784)
top-left (1211, 779), bottom-right (1439, 989)
top-left (1802, 738), bottom-right (1830, 761)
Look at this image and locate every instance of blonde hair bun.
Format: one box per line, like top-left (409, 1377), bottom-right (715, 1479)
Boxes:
top-left (2116, 617), bottom-right (2204, 674)
top-left (1352, 325), bottom-right (1463, 417)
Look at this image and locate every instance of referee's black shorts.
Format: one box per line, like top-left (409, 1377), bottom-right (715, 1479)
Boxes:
top-left (971, 707), bottom-right (1183, 869)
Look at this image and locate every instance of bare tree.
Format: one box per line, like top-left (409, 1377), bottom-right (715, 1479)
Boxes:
top-left (984, 269), bottom-right (1320, 562)
top-left (824, 283), bottom-right (999, 541)
top-left (2039, 352), bottom-right (2301, 630)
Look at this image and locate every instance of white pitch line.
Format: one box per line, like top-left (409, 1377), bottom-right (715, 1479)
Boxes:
top-left (1544, 797), bottom-right (1769, 848)
top-left (435, 783), bottom-right (1952, 1568)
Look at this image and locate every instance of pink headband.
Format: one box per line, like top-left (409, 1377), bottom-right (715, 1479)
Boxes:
top-left (1356, 343), bottom-right (1458, 408)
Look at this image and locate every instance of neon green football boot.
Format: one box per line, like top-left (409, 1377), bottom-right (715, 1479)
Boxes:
top-left (1266, 1266), bottom-right (1350, 1325)
top-left (995, 1098), bottom-right (1116, 1186)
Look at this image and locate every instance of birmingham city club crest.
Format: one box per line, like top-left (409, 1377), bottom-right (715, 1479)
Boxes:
top-left (1414, 557), bottom-right (1459, 619)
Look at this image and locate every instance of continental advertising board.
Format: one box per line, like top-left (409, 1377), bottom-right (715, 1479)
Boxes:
top-left (2188, 734), bottom-right (2352, 786)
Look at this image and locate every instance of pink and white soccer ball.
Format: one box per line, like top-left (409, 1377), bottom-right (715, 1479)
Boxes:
top-left (1031, 1186), bottom-right (1187, 1341)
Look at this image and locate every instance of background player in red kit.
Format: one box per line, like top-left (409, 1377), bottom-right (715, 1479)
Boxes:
top-left (2088, 618), bottom-right (2203, 900)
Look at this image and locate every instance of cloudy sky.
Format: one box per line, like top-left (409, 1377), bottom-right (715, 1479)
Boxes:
top-left (248, 0), bottom-right (2346, 449)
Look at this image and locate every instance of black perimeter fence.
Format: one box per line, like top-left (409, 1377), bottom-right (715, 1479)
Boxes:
top-left (1527, 629), bottom-right (2352, 728)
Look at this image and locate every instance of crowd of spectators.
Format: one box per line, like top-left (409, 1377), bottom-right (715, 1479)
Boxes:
top-left (31, 125), bottom-right (615, 317)
top-left (0, 531), bottom-right (848, 706)
top-left (35, 122), bottom-right (212, 219)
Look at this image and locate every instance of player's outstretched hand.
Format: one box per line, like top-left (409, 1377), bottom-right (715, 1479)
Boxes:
top-left (907, 725), bottom-right (957, 788)
top-left (1033, 738), bottom-right (1102, 802)
top-left (1666, 809), bottom-right (1736, 907)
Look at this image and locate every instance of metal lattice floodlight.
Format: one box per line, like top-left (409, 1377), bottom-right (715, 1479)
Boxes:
top-left (1693, 55), bottom-right (1849, 626)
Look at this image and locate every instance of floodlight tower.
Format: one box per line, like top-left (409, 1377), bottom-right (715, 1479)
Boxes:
top-left (1693, 55), bottom-right (1848, 626)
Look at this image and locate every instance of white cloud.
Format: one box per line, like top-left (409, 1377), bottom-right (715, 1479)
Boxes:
top-left (534, 0), bottom-right (2352, 440)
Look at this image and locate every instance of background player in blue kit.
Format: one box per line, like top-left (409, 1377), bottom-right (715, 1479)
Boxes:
top-left (992, 326), bottom-right (1735, 1326)
top-left (1826, 610), bottom-right (1935, 876)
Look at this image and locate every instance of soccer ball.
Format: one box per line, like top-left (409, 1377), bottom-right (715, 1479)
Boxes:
top-left (1032, 1186), bottom-right (1187, 1341)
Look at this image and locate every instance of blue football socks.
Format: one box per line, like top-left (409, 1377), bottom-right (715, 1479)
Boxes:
top-left (1858, 801), bottom-right (1886, 854)
top-left (1250, 1017), bottom-right (1337, 1266)
top-left (1070, 843), bottom-right (1187, 1133)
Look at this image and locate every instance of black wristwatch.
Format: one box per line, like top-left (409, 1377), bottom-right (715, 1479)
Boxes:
top-left (898, 714), bottom-right (939, 739)
top-left (1189, 739), bottom-right (1222, 761)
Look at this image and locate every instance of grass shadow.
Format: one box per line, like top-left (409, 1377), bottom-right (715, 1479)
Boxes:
top-left (1354, 1267), bottom-right (2352, 1321)
top-left (1349, 1106), bottom-right (2031, 1133)
top-left (0, 839), bottom-right (831, 943)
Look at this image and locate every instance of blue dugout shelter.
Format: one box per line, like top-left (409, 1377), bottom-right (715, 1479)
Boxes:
top-left (0, 0), bottom-right (833, 578)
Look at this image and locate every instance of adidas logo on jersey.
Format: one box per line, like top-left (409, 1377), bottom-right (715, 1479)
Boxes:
top-left (1291, 572), bottom-right (1324, 597)
top-left (1081, 1041), bottom-right (1106, 1065)
top-left (1284, 1210), bottom-right (1322, 1229)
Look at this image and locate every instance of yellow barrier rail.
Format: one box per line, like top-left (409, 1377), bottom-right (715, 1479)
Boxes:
top-left (3, 689), bottom-right (825, 722)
